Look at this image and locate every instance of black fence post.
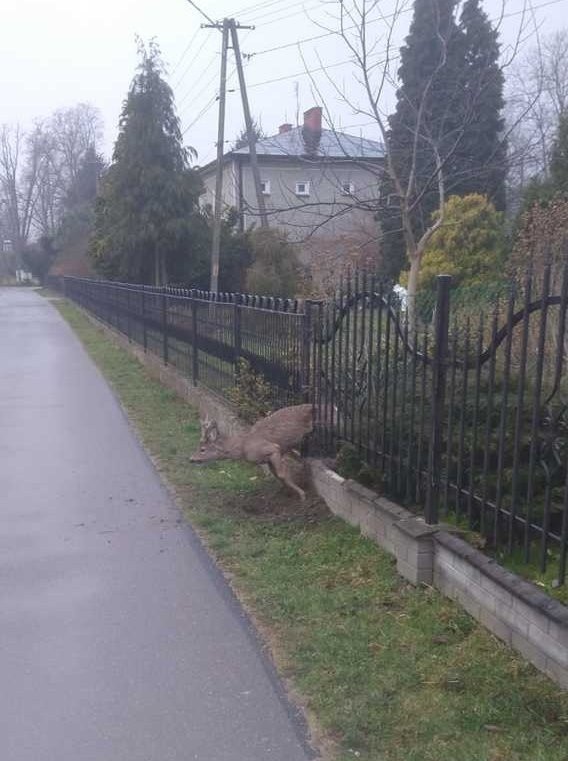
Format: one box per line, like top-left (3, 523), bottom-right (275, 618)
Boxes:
top-left (301, 300), bottom-right (313, 403)
top-left (162, 289), bottom-right (169, 365)
top-left (126, 288), bottom-right (131, 342)
top-left (233, 293), bottom-right (242, 379)
top-left (425, 274), bottom-right (452, 524)
top-left (190, 289), bottom-right (199, 385)
top-left (141, 288), bottom-right (147, 352)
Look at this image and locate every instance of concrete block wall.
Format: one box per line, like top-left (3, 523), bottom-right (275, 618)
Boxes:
top-left (435, 532), bottom-right (568, 688)
top-left (309, 460), bottom-right (568, 689)
top-left (74, 309), bottom-right (568, 690)
top-left (309, 462), bottom-right (438, 585)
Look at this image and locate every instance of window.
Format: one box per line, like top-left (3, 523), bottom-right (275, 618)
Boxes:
top-left (295, 181), bottom-right (310, 197)
top-left (340, 182), bottom-right (355, 196)
top-left (260, 180), bottom-right (271, 195)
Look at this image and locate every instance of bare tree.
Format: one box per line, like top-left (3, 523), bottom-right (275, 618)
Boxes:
top-left (51, 103), bottom-right (103, 189)
top-left (0, 125), bottom-right (41, 254)
top-left (507, 29), bottom-right (568, 192)
top-left (0, 104), bottom-right (103, 263)
top-left (288, 0), bottom-right (528, 323)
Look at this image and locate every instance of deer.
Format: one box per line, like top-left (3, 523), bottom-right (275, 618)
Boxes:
top-left (189, 404), bottom-right (314, 501)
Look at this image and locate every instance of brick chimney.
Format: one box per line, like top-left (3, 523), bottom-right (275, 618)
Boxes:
top-left (303, 106), bottom-right (322, 132)
top-left (279, 123), bottom-right (293, 134)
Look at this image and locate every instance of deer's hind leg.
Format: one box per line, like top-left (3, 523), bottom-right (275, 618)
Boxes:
top-left (267, 447), bottom-right (306, 501)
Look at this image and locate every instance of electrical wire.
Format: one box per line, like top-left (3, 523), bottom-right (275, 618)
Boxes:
top-left (184, 0), bottom-right (217, 27)
top-left (173, 36), bottom-right (212, 88)
top-left (177, 58), bottom-right (220, 112)
top-left (245, 0), bottom-right (565, 58)
top-left (182, 96), bottom-right (218, 136)
top-left (170, 27), bottom-right (201, 77)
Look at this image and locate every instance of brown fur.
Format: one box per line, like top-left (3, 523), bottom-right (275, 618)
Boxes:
top-left (190, 404), bottom-right (314, 500)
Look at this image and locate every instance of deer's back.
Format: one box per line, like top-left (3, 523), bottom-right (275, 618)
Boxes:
top-left (250, 404), bottom-right (313, 452)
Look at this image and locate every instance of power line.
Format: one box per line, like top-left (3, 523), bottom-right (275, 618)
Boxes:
top-left (234, 0), bottom-right (287, 19)
top-left (184, 0), bottom-right (217, 27)
top-left (177, 51), bottom-right (220, 110)
top-left (171, 27), bottom-right (201, 77)
top-left (249, 1), bottom-right (323, 27)
top-left (182, 96), bottom-right (218, 136)
top-left (173, 35), bottom-right (212, 88)
top-left (245, 0), bottom-right (565, 58)
top-left (180, 64), bottom-right (238, 133)
top-left (244, 0), bottom-right (320, 23)
top-left (245, 57), bottom-right (356, 90)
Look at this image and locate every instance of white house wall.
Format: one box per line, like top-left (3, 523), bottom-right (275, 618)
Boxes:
top-left (200, 158), bottom-right (381, 240)
top-left (240, 159), bottom-right (380, 240)
top-left (200, 160), bottom-right (239, 214)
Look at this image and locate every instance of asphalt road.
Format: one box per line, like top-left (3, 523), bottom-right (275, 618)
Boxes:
top-left (0, 288), bottom-right (314, 761)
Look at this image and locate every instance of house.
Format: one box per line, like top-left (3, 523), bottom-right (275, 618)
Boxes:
top-left (199, 107), bottom-right (385, 288)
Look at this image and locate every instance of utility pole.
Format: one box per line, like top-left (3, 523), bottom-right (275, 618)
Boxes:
top-left (208, 19), bottom-right (229, 293)
top-left (200, 15), bottom-right (268, 291)
top-left (229, 21), bottom-right (268, 230)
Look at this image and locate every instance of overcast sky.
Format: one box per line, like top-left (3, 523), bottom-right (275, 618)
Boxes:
top-left (1, 0), bottom-right (565, 165)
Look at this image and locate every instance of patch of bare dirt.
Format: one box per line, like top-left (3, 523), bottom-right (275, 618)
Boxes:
top-left (234, 488), bottom-right (331, 523)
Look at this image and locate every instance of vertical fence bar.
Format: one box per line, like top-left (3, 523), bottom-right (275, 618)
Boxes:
top-left (337, 278), bottom-right (344, 445)
top-left (343, 274), bottom-right (352, 441)
top-left (416, 326), bottom-right (428, 505)
top-left (358, 272), bottom-right (367, 455)
top-left (397, 308), bottom-right (409, 495)
top-left (162, 290), bottom-right (169, 365)
top-left (467, 315), bottom-right (484, 526)
top-left (442, 323), bottom-right (458, 517)
top-left (455, 319), bottom-right (470, 521)
top-left (405, 306), bottom-right (418, 504)
top-left (480, 305), bottom-right (499, 537)
top-left (425, 274), bottom-right (451, 525)
top-left (315, 301), bottom-right (324, 434)
top-left (351, 271), bottom-right (359, 446)
top-left (142, 288), bottom-right (148, 352)
top-left (508, 272), bottom-right (532, 552)
top-left (558, 451), bottom-right (568, 585)
top-left (330, 292), bottom-right (338, 450)
top-left (524, 264), bottom-right (551, 561)
top-left (233, 293), bottom-right (242, 376)
top-left (191, 289), bottom-right (199, 385)
top-left (381, 291), bottom-right (392, 474)
top-left (301, 300), bottom-right (313, 403)
top-left (372, 282), bottom-right (384, 469)
top-left (366, 275), bottom-right (375, 465)
top-left (494, 287), bottom-right (515, 546)
top-left (389, 301), bottom-right (400, 490)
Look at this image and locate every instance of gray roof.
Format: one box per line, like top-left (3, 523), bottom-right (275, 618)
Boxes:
top-left (232, 126), bottom-right (384, 160)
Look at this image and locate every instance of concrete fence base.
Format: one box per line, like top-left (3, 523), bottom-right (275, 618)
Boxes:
top-left (73, 307), bottom-right (568, 690)
top-left (309, 460), bottom-right (568, 689)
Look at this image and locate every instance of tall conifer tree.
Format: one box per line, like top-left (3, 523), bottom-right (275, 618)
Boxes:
top-left (382, 0), bottom-right (507, 280)
top-left (90, 40), bottom-right (201, 284)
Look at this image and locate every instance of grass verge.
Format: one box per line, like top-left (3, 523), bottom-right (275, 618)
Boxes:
top-left (55, 298), bottom-right (568, 761)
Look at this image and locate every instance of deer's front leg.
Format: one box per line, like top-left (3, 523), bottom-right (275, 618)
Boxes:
top-left (267, 447), bottom-right (306, 502)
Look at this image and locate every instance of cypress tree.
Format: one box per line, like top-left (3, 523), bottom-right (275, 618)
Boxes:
top-left (383, 0), bottom-right (462, 280)
top-left (452, 0), bottom-right (506, 209)
top-left (90, 40), bottom-right (201, 284)
top-left (382, 0), bottom-right (507, 280)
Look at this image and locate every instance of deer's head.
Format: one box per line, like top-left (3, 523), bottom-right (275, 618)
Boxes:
top-left (189, 416), bottom-right (229, 463)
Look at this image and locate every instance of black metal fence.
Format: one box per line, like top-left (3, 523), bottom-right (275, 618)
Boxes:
top-left (313, 264), bottom-right (568, 584)
top-left (63, 277), bottom-right (309, 407)
top-left (62, 267), bottom-right (568, 584)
